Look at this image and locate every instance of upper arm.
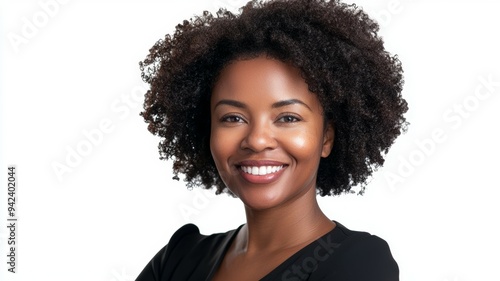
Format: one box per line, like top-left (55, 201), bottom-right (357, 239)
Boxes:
top-left (340, 235), bottom-right (399, 281)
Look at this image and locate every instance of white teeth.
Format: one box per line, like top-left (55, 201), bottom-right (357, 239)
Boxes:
top-left (259, 166), bottom-right (266, 175)
top-left (252, 167), bottom-right (259, 175)
top-left (240, 165), bottom-right (284, 176)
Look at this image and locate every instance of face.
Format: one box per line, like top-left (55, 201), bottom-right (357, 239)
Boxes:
top-left (210, 55), bottom-right (334, 211)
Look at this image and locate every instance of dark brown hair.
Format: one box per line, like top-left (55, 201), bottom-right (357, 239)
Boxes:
top-left (139, 0), bottom-right (408, 196)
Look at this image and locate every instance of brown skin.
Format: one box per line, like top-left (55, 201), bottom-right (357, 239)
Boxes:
top-left (210, 55), bottom-right (336, 280)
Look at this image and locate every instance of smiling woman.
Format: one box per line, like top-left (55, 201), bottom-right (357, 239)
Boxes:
top-left (135, 0), bottom-right (407, 280)
top-left (210, 56), bottom-right (334, 212)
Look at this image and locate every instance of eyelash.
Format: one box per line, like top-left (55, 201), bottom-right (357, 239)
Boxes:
top-left (220, 114), bottom-right (302, 123)
top-left (220, 115), bottom-right (245, 123)
top-left (277, 114), bottom-right (301, 123)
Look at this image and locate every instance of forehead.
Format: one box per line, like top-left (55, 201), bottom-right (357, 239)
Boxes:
top-left (214, 56), bottom-right (302, 87)
top-left (211, 55), bottom-right (320, 107)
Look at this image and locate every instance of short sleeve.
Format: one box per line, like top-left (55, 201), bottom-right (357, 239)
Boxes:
top-left (338, 234), bottom-right (399, 281)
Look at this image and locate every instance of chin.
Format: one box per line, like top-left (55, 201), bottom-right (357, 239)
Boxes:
top-left (234, 187), bottom-right (289, 211)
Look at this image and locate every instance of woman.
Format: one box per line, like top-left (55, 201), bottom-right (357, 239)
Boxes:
top-left (136, 0), bottom-right (407, 280)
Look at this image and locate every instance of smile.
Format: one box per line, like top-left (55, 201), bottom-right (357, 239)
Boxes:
top-left (240, 165), bottom-right (284, 176)
top-left (236, 161), bottom-right (288, 184)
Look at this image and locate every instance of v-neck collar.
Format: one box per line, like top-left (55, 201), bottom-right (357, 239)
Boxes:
top-left (204, 222), bottom-right (339, 281)
top-left (205, 223), bottom-right (245, 281)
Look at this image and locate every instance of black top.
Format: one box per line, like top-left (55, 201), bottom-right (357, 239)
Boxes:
top-left (136, 221), bottom-right (399, 281)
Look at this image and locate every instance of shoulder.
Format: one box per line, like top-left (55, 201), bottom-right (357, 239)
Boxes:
top-left (165, 223), bottom-right (236, 259)
top-left (135, 224), bottom-right (238, 281)
top-left (313, 222), bottom-right (399, 281)
top-left (165, 223), bottom-right (203, 255)
top-left (135, 224), bottom-right (201, 280)
top-left (338, 233), bottom-right (399, 279)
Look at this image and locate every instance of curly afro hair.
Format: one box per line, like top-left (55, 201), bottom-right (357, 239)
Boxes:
top-left (139, 0), bottom-right (408, 196)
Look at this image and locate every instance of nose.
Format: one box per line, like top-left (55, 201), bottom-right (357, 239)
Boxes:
top-left (240, 120), bottom-right (277, 152)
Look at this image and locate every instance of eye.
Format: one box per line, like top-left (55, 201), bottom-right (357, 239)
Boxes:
top-left (221, 115), bottom-right (245, 123)
top-left (277, 115), bottom-right (301, 123)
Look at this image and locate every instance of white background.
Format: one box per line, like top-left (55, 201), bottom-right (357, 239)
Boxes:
top-left (1, 0), bottom-right (499, 280)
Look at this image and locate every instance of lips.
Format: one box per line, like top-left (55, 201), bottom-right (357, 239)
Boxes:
top-left (236, 160), bottom-right (288, 184)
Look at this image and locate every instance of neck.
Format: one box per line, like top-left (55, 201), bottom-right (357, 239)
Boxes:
top-left (237, 187), bottom-right (335, 254)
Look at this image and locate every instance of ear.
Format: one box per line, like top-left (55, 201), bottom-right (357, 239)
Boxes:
top-left (321, 122), bottom-right (334, 158)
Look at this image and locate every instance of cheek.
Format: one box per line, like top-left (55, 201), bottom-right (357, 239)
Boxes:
top-left (210, 128), bottom-right (241, 188)
top-left (210, 127), bottom-right (238, 166)
top-left (209, 128), bottom-right (224, 163)
top-left (210, 130), bottom-right (228, 181)
top-left (285, 128), bottom-right (324, 159)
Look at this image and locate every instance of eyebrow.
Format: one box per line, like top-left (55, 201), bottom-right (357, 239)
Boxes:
top-left (214, 98), bottom-right (311, 111)
top-left (214, 99), bottom-right (247, 109)
top-left (272, 99), bottom-right (311, 111)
